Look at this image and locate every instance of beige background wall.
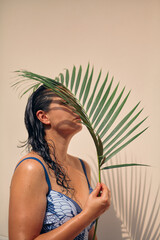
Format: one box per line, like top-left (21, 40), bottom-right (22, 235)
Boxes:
top-left (1, 0), bottom-right (160, 239)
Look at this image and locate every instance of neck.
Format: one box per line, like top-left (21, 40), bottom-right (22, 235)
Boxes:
top-left (45, 129), bottom-right (72, 165)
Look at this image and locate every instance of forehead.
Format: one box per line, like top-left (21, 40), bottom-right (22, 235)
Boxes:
top-left (50, 96), bottom-right (66, 104)
top-left (45, 87), bottom-right (74, 105)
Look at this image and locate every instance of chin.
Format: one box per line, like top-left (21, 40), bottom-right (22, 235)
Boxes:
top-left (75, 124), bottom-right (83, 132)
top-left (58, 124), bottom-right (82, 137)
top-left (71, 124), bottom-right (83, 134)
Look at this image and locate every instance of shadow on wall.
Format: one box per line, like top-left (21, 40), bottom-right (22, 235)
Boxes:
top-left (97, 205), bottom-right (123, 240)
top-left (91, 155), bottom-right (159, 240)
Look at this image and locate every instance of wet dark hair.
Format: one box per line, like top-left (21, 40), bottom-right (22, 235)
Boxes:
top-left (24, 85), bottom-right (70, 192)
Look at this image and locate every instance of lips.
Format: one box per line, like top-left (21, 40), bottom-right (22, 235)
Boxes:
top-left (74, 116), bottom-right (81, 121)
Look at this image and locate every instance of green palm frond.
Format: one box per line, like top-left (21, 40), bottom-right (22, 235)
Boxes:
top-left (13, 65), bottom-right (148, 240)
top-left (14, 65), bottom-right (148, 172)
top-left (14, 66), bottom-right (148, 170)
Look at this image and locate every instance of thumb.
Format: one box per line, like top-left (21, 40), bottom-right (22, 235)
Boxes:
top-left (92, 182), bottom-right (101, 197)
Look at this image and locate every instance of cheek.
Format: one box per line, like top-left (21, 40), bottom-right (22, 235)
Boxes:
top-left (55, 120), bottom-right (82, 131)
top-left (51, 117), bottom-right (82, 134)
top-left (48, 109), bottom-right (82, 133)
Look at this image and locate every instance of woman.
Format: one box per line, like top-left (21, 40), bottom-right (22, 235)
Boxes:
top-left (9, 85), bottom-right (111, 240)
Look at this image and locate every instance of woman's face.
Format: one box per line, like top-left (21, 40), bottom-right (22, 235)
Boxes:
top-left (44, 96), bottom-right (82, 136)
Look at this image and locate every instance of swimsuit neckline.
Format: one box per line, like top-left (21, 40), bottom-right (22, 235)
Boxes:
top-left (49, 189), bottom-right (82, 212)
top-left (48, 186), bottom-right (93, 213)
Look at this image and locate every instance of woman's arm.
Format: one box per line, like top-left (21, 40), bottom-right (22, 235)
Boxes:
top-left (9, 159), bottom-right (110, 240)
top-left (9, 159), bottom-right (48, 240)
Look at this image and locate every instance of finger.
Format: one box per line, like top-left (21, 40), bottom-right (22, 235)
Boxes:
top-left (91, 182), bottom-right (101, 197)
top-left (100, 183), bottom-right (110, 199)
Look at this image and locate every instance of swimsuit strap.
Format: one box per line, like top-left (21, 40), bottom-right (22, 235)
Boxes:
top-left (15, 157), bottom-right (52, 193)
top-left (15, 157), bottom-right (90, 192)
top-left (79, 159), bottom-right (90, 188)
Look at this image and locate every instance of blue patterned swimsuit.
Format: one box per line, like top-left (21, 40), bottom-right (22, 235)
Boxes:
top-left (15, 157), bottom-right (95, 240)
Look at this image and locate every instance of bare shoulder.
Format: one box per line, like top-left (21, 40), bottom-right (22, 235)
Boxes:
top-left (11, 152), bottom-right (47, 193)
top-left (15, 152), bottom-right (45, 175)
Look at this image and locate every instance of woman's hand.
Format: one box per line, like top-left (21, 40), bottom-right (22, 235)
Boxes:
top-left (83, 182), bottom-right (111, 221)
